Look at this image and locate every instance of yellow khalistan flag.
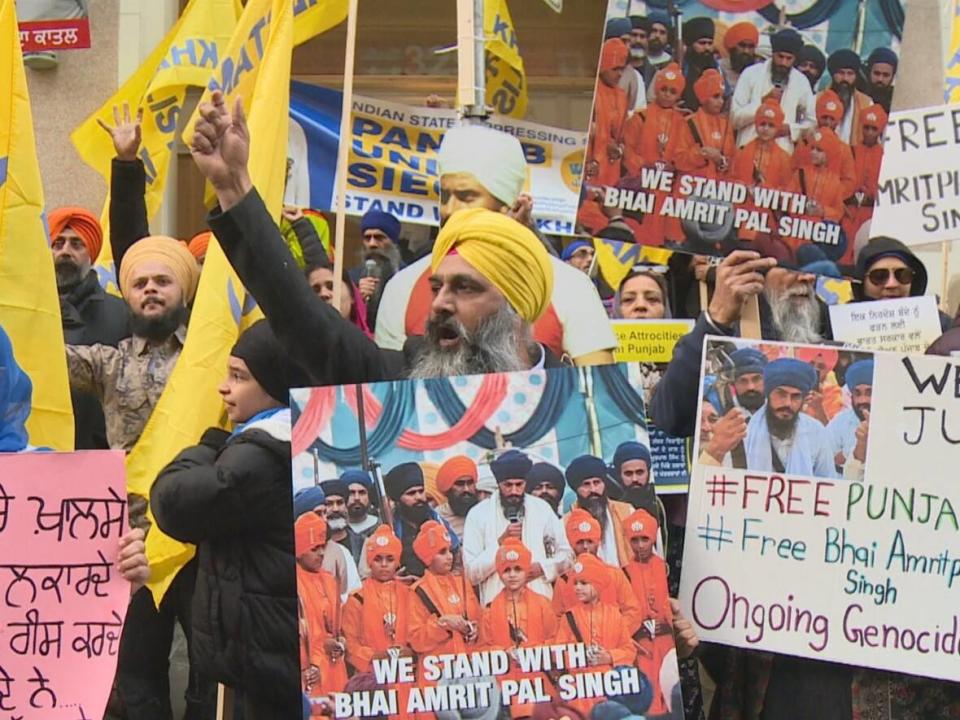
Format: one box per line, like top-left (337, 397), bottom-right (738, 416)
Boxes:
top-left (0, 0), bottom-right (73, 449)
top-left (293, 0), bottom-right (348, 46)
top-left (485, 0), bottom-right (528, 118)
top-left (70, 0), bottom-right (240, 293)
top-left (946, 0), bottom-right (960, 102)
top-left (137, 0), bottom-right (295, 602)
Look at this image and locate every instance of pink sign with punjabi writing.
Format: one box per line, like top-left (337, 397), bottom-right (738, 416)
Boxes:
top-left (0, 451), bottom-right (128, 719)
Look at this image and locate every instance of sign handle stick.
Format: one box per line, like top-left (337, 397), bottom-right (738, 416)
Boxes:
top-left (940, 241), bottom-right (951, 313)
top-left (456, 0), bottom-right (487, 120)
top-left (216, 684), bottom-right (234, 720)
top-left (741, 294), bottom-right (762, 339)
top-left (699, 279), bottom-right (709, 312)
top-left (332, 0), bottom-right (359, 309)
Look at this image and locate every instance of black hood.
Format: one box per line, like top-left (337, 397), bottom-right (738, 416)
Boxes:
top-left (853, 236), bottom-right (927, 300)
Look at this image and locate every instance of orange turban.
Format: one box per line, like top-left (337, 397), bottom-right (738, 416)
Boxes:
top-left (571, 552), bottom-right (611, 591)
top-left (496, 538), bottom-right (532, 575)
top-left (655, 63), bottom-right (686, 93)
top-left (366, 524), bottom-right (402, 560)
top-left (295, 513), bottom-right (327, 556)
top-left (816, 90), bottom-right (844, 124)
top-left (694, 68), bottom-right (724, 104)
top-left (565, 508), bottom-right (601, 546)
top-left (861, 103), bottom-right (888, 131)
top-left (723, 22), bottom-right (759, 51)
top-left (623, 508), bottom-right (659, 542)
top-left (188, 231), bottom-right (211, 260)
top-left (755, 101), bottom-right (784, 128)
top-left (600, 38), bottom-right (629, 72)
top-left (810, 126), bottom-right (843, 157)
top-left (795, 346), bottom-right (838, 372)
top-left (48, 207), bottom-right (103, 261)
top-left (413, 520), bottom-right (451, 567)
top-left (436, 455), bottom-right (478, 495)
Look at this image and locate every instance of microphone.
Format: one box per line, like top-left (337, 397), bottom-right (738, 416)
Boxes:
top-left (506, 504), bottom-right (521, 524)
top-left (362, 259), bottom-right (381, 307)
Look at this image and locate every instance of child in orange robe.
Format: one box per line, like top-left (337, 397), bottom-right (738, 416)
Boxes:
top-left (587, 39), bottom-right (631, 187)
top-left (842, 103), bottom-right (887, 265)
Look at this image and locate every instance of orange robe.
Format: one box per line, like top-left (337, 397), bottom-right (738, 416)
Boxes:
top-left (342, 577), bottom-right (413, 673)
top-left (793, 134), bottom-right (856, 199)
top-left (623, 556), bottom-right (674, 715)
top-left (731, 138), bottom-right (793, 255)
top-left (589, 82), bottom-right (629, 186)
top-left (409, 570), bottom-right (483, 659)
top-left (404, 267), bottom-right (565, 358)
top-left (785, 166), bottom-right (846, 262)
top-left (551, 565), bottom-right (644, 637)
top-left (297, 565), bottom-right (348, 705)
top-left (675, 109), bottom-right (737, 180)
top-left (481, 587), bottom-right (558, 718)
top-left (553, 602), bottom-right (636, 717)
top-left (842, 142), bottom-right (883, 265)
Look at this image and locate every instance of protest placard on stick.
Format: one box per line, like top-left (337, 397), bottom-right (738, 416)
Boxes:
top-left (829, 296), bottom-right (943, 353)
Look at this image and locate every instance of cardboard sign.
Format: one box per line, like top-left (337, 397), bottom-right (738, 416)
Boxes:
top-left (874, 103), bottom-right (960, 246)
top-left (289, 83), bottom-right (585, 234)
top-left (612, 319), bottom-right (694, 364)
top-left (0, 451), bottom-right (129, 719)
top-left (829, 296), bottom-right (943, 353)
top-left (578, 0), bottom-right (901, 269)
top-left (681, 338), bottom-right (960, 681)
top-left (290, 366), bottom-right (684, 718)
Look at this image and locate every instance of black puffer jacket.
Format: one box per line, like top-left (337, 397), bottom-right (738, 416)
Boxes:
top-left (151, 422), bottom-right (299, 713)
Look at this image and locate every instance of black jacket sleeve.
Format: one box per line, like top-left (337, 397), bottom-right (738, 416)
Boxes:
top-left (151, 437), bottom-right (287, 543)
top-left (207, 188), bottom-right (403, 385)
top-left (109, 159), bottom-right (150, 273)
top-left (289, 217), bottom-right (328, 267)
top-left (649, 313), bottom-right (734, 438)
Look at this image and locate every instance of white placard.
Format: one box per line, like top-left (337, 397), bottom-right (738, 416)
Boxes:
top-left (829, 296), bottom-right (943, 353)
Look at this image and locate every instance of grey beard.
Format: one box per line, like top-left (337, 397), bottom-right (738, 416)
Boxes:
top-left (408, 304), bottom-right (530, 379)
top-left (363, 244), bottom-right (401, 276)
top-left (326, 516), bottom-right (348, 532)
top-left (765, 286), bottom-right (822, 344)
top-left (55, 258), bottom-right (84, 291)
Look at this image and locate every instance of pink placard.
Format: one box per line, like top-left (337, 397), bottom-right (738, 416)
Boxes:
top-left (0, 451), bottom-right (129, 719)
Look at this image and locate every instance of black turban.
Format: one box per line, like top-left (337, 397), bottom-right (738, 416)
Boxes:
top-left (828, 48), bottom-right (861, 75)
top-left (384, 462), bottom-right (425, 502)
top-left (682, 16), bottom-right (715, 46)
top-left (230, 319), bottom-right (311, 405)
top-left (770, 28), bottom-right (803, 57)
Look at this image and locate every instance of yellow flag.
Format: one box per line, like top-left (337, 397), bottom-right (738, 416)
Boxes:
top-left (0, 0), bottom-right (73, 449)
top-left (69, 0), bottom-right (239, 293)
top-left (946, 0), bottom-right (960, 102)
top-left (485, 0), bottom-right (528, 118)
top-left (292, 0), bottom-right (348, 46)
top-left (139, 0), bottom-right (296, 602)
top-left (593, 237), bottom-right (673, 291)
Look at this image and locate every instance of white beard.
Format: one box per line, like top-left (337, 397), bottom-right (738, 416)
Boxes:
top-left (765, 284), bottom-right (823, 344)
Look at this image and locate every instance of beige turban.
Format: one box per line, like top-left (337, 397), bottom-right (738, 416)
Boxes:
top-left (437, 125), bottom-right (527, 207)
top-left (118, 236), bottom-right (200, 303)
top-left (430, 207), bottom-right (553, 324)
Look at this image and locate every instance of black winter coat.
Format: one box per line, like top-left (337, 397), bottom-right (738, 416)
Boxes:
top-left (150, 426), bottom-right (300, 712)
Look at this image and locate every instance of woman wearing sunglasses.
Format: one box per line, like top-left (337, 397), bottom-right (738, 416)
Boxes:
top-left (853, 236), bottom-right (953, 331)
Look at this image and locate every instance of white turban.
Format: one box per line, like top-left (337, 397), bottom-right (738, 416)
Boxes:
top-left (437, 125), bottom-right (527, 207)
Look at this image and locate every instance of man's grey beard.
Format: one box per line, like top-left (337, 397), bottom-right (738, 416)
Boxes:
top-left (363, 244), bottom-right (401, 276)
top-left (630, 47), bottom-right (646, 61)
top-left (55, 258), bottom-right (85, 291)
top-left (326, 515), bottom-right (348, 532)
top-left (408, 304), bottom-right (530, 379)
top-left (765, 285), bottom-right (822, 344)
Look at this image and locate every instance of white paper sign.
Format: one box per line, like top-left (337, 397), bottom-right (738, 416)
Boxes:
top-left (874, 102), bottom-right (960, 246)
top-left (681, 337), bottom-right (960, 682)
top-left (829, 296), bottom-right (943, 353)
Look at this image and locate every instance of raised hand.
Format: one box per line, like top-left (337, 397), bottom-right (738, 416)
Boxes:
top-left (190, 90), bottom-right (252, 209)
top-left (97, 102), bottom-right (143, 161)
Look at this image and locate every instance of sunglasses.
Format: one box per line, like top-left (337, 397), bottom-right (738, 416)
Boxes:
top-left (866, 267), bottom-right (914, 285)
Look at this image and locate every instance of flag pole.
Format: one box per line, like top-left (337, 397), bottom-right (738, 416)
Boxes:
top-left (457, 0), bottom-right (488, 122)
top-left (332, 0), bottom-right (359, 308)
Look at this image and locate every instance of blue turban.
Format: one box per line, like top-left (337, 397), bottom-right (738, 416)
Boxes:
top-left (490, 449), bottom-right (533, 483)
top-left (845, 359), bottom-right (874, 391)
top-left (293, 486), bottom-right (326, 518)
top-left (771, 28), bottom-right (803, 57)
top-left (730, 347), bottom-right (768, 378)
top-left (561, 240), bottom-right (592, 262)
top-left (648, 10), bottom-right (672, 31)
top-left (564, 455), bottom-right (610, 491)
top-left (867, 47), bottom-right (898, 71)
top-left (320, 478), bottom-right (349, 500)
top-left (525, 462), bottom-right (565, 494)
top-left (605, 17), bottom-right (633, 39)
top-left (591, 701), bottom-right (633, 720)
top-left (360, 210), bottom-right (400, 244)
top-left (0, 325), bottom-right (31, 452)
top-left (612, 441), bottom-right (652, 475)
top-left (341, 469), bottom-right (372, 490)
top-left (384, 462), bottom-right (425, 501)
top-left (828, 48), bottom-right (861, 75)
top-left (763, 358), bottom-right (817, 396)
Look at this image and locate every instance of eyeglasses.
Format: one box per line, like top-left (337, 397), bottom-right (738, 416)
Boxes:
top-left (866, 267), bottom-right (914, 286)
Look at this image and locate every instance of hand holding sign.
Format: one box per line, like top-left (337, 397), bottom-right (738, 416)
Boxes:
top-left (708, 251), bottom-right (776, 326)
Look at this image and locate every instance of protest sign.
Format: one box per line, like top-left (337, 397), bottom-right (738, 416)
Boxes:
top-left (17, 0), bottom-right (90, 52)
top-left (612, 318), bottom-right (695, 492)
top-left (290, 365), bottom-right (684, 718)
top-left (874, 102), bottom-right (960, 246)
top-left (579, 0), bottom-right (901, 270)
top-left (829, 296), bottom-right (944, 352)
top-left (288, 82), bottom-right (585, 234)
top-left (0, 451), bottom-right (129, 719)
top-left (681, 337), bottom-right (960, 681)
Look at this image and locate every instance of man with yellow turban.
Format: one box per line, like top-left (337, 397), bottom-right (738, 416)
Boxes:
top-left (190, 90), bottom-right (575, 383)
top-left (49, 206), bottom-right (131, 451)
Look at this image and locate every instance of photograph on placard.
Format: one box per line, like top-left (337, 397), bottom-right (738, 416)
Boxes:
top-left (289, 365), bottom-right (687, 719)
top-left (694, 336), bottom-right (873, 480)
top-left (578, 0), bottom-right (901, 273)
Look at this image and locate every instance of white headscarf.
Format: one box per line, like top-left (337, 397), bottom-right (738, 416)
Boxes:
top-left (437, 125), bottom-right (527, 207)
